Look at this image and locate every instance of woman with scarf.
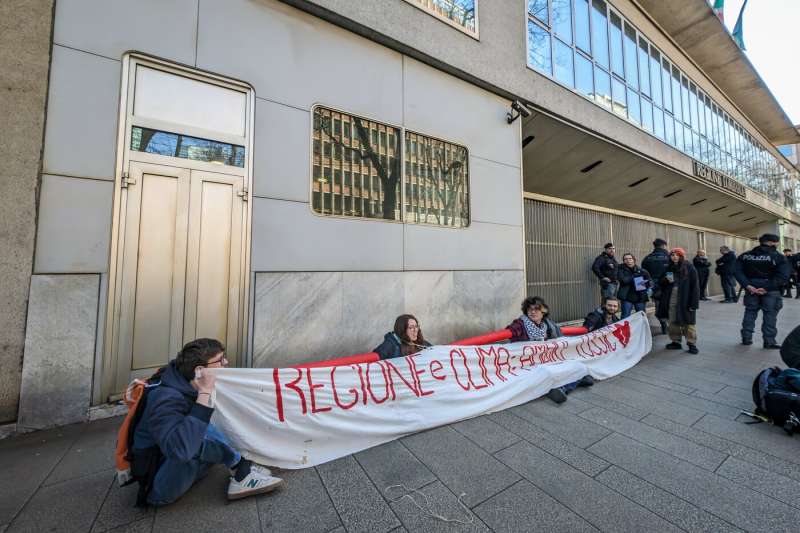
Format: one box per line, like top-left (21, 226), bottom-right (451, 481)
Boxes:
top-left (374, 314), bottom-right (432, 360)
top-left (656, 247), bottom-right (700, 354)
top-left (616, 253), bottom-right (652, 318)
top-left (507, 296), bottom-right (593, 403)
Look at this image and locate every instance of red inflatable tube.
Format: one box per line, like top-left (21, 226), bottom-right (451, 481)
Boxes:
top-left (295, 325), bottom-right (589, 368)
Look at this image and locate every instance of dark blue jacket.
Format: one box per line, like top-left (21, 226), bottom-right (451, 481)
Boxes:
top-left (132, 361), bottom-right (214, 463)
top-left (715, 251), bottom-right (736, 276)
top-left (734, 245), bottom-right (791, 292)
top-left (373, 332), bottom-right (432, 360)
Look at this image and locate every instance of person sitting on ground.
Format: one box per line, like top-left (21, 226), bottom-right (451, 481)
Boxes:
top-left (508, 296), bottom-right (593, 404)
top-left (657, 248), bottom-right (700, 355)
top-left (374, 314), bottom-right (432, 359)
top-left (616, 254), bottom-right (652, 318)
top-left (583, 297), bottom-right (622, 332)
top-left (132, 338), bottom-right (283, 506)
top-left (781, 324), bottom-right (800, 369)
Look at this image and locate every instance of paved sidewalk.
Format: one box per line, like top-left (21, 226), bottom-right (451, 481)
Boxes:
top-left (2, 297), bottom-right (799, 533)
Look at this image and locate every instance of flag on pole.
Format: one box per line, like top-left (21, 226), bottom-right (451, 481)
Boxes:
top-left (732, 0), bottom-right (749, 50)
top-left (712, 0), bottom-right (725, 24)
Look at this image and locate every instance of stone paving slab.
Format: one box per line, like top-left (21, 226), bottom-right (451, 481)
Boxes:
top-left (0, 298), bottom-right (798, 532)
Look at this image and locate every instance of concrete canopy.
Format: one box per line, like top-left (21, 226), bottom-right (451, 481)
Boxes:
top-left (522, 113), bottom-right (779, 235)
top-left (637, 0), bottom-right (800, 146)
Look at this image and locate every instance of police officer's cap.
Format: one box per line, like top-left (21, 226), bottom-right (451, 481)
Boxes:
top-left (758, 233), bottom-right (780, 244)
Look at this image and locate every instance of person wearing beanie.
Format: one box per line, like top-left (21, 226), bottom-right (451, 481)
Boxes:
top-left (734, 234), bottom-right (791, 349)
top-left (642, 238), bottom-right (670, 334)
top-left (656, 247), bottom-right (700, 354)
top-left (591, 243), bottom-right (619, 301)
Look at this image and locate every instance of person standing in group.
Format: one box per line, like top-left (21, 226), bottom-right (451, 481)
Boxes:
top-left (657, 248), bottom-right (700, 354)
top-left (782, 249), bottom-right (795, 298)
top-left (692, 249), bottom-right (711, 301)
top-left (616, 253), bottom-right (652, 318)
top-left (715, 246), bottom-right (738, 303)
top-left (792, 250), bottom-right (800, 300)
top-left (592, 243), bottom-right (619, 301)
top-left (642, 238), bottom-right (670, 334)
top-left (734, 234), bottom-right (791, 349)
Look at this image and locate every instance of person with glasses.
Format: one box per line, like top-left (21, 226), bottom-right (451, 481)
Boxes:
top-left (374, 314), bottom-right (432, 359)
top-left (132, 338), bottom-right (283, 506)
top-left (507, 296), bottom-right (593, 404)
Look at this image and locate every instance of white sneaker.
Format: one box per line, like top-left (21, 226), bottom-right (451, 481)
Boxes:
top-left (227, 464), bottom-right (284, 500)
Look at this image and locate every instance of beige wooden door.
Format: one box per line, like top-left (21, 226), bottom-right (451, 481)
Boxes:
top-left (113, 161), bottom-right (244, 389)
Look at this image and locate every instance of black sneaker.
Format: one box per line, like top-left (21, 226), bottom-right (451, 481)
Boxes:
top-left (546, 388), bottom-right (567, 404)
top-left (666, 342), bottom-right (682, 350)
top-left (687, 344), bottom-right (699, 354)
top-left (578, 375), bottom-right (595, 387)
top-left (741, 339), bottom-right (753, 346)
top-left (764, 343), bottom-right (781, 350)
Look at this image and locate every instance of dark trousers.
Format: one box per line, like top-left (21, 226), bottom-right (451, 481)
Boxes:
top-left (720, 274), bottom-right (737, 301)
top-left (698, 270), bottom-right (709, 297)
top-left (741, 291), bottom-right (783, 345)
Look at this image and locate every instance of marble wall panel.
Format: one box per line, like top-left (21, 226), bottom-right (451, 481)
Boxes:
top-left (341, 271), bottom-right (405, 355)
top-left (403, 271), bottom-right (455, 346)
top-left (17, 275), bottom-right (100, 430)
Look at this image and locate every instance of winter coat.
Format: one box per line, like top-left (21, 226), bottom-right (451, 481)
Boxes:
top-left (132, 360), bottom-right (213, 463)
top-left (591, 252), bottom-right (619, 284)
top-left (374, 332), bottom-right (432, 360)
top-left (692, 256), bottom-right (711, 273)
top-left (583, 308), bottom-right (621, 332)
top-left (507, 317), bottom-right (562, 342)
top-left (715, 251), bottom-right (736, 276)
top-left (734, 245), bottom-right (791, 292)
top-left (616, 264), bottom-right (652, 304)
top-left (642, 248), bottom-right (670, 299)
top-left (656, 261), bottom-right (700, 325)
top-left (781, 325), bottom-right (800, 369)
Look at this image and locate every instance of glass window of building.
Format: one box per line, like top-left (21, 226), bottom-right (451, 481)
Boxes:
top-left (553, 38), bottom-right (575, 87)
top-left (653, 106), bottom-right (665, 140)
top-left (680, 76), bottom-right (690, 125)
top-left (575, 52), bottom-right (594, 97)
top-left (612, 77), bottom-right (626, 116)
top-left (674, 117), bottom-right (684, 150)
top-left (641, 98), bottom-right (653, 132)
top-left (626, 87), bottom-right (640, 124)
top-left (649, 47), bottom-right (661, 107)
top-left (661, 58), bottom-right (672, 113)
top-left (575, 0), bottom-right (591, 53)
top-left (684, 124), bottom-right (693, 156)
top-left (312, 106), bottom-right (401, 220)
top-left (404, 131), bottom-right (469, 227)
top-left (130, 127), bottom-right (245, 167)
top-left (407, 0), bottom-right (477, 35)
top-left (664, 112), bottom-right (675, 145)
top-left (689, 83), bottom-right (699, 130)
top-left (528, 19), bottom-right (552, 75)
top-left (529, 0), bottom-right (548, 24)
top-left (594, 66), bottom-right (612, 109)
top-left (637, 36), bottom-right (650, 97)
top-left (552, 0), bottom-right (572, 43)
top-left (609, 11), bottom-right (624, 77)
top-left (671, 65), bottom-right (682, 122)
top-left (623, 22), bottom-right (638, 90)
top-left (591, 0), bottom-right (609, 68)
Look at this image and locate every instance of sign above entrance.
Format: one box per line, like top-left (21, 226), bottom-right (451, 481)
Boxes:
top-left (693, 161), bottom-right (746, 198)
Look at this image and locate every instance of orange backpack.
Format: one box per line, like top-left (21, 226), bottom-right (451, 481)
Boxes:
top-left (114, 370), bottom-right (163, 487)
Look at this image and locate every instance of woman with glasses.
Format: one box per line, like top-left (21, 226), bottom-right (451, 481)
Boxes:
top-left (374, 314), bottom-right (432, 360)
top-left (507, 296), bottom-right (593, 403)
top-left (656, 247), bottom-right (700, 354)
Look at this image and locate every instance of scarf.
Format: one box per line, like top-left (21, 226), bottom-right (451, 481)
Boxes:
top-left (521, 314), bottom-right (548, 342)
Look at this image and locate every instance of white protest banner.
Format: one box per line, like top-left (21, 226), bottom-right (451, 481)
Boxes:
top-left (211, 311), bottom-right (651, 468)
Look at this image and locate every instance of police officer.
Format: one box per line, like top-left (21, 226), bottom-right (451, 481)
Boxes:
top-left (734, 234), bottom-right (791, 349)
top-left (642, 238), bottom-right (670, 333)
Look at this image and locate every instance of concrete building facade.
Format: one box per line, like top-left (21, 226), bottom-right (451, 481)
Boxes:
top-left (2, 0), bottom-right (799, 429)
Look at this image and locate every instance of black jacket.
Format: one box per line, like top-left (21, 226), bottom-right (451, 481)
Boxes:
top-left (507, 317), bottom-right (562, 342)
top-left (781, 325), bottom-right (800, 369)
top-left (715, 251), bottom-right (736, 276)
top-left (583, 308), bottom-right (621, 332)
top-left (692, 256), bottom-right (711, 273)
top-left (642, 248), bottom-right (670, 284)
top-left (789, 254), bottom-right (800, 276)
top-left (734, 245), bottom-right (791, 292)
top-left (374, 332), bottom-right (432, 360)
top-left (592, 252), bottom-right (619, 283)
top-left (616, 264), bottom-right (652, 304)
top-left (656, 261), bottom-right (700, 325)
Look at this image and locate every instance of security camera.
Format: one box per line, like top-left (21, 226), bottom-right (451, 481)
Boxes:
top-left (507, 100), bottom-right (532, 124)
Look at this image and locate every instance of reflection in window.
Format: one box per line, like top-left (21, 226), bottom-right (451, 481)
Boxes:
top-left (312, 107), bottom-right (401, 220)
top-left (552, 0), bottom-right (572, 43)
top-left (553, 38), bottom-right (574, 87)
top-left (653, 106), bottom-right (665, 140)
top-left (664, 113), bottom-right (675, 145)
top-left (594, 67), bottom-right (611, 109)
top-left (609, 12), bottom-right (624, 78)
top-left (529, 0), bottom-right (548, 24)
top-left (591, 0), bottom-right (609, 68)
top-left (626, 87), bottom-right (640, 125)
top-left (408, 0), bottom-right (477, 33)
top-left (641, 98), bottom-right (653, 132)
top-left (130, 126), bottom-right (245, 167)
top-left (405, 132), bottom-right (469, 227)
top-left (623, 23), bottom-right (638, 90)
top-left (649, 48), bottom-right (661, 107)
top-left (638, 37), bottom-right (650, 97)
top-left (611, 77), bottom-right (626, 117)
top-left (528, 20), bottom-right (552, 75)
top-left (575, 52), bottom-right (594, 97)
top-left (575, 0), bottom-right (591, 53)
top-left (661, 59), bottom-right (672, 112)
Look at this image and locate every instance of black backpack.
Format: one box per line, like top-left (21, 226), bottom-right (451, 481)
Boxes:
top-left (751, 367), bottom-right (800, 435)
